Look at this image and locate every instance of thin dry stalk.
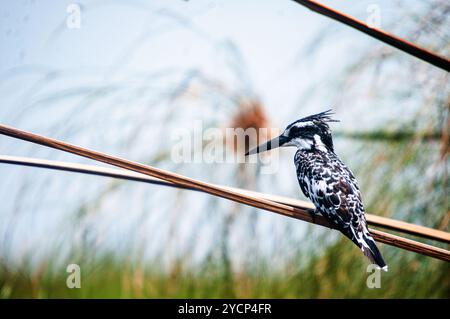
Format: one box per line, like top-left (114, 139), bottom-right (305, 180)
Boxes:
top-left (0, 124), bottom-right (449, 262)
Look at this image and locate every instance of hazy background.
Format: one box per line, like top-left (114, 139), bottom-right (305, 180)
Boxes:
top-left (0, 0), bottom-right (448, 298)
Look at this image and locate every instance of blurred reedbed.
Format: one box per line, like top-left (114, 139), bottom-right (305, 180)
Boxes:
top-left (0, 0), bottom-right (449, 298)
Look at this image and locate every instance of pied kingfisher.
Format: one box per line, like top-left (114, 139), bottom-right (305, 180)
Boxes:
top-left (246, 110), bottom-right (387, 270)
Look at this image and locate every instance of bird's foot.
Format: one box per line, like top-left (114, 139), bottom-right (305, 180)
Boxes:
top-left (306, 208), bottom-right (317, 223)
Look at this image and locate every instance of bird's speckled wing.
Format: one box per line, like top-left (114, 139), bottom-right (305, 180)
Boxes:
top-left (295, 151), bottom-right (365, 233)
top-left (295, 150), bottom-right (387, 269)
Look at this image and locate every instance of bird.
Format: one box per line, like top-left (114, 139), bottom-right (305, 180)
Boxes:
top-left (245, 110), bottom-right (387, 271)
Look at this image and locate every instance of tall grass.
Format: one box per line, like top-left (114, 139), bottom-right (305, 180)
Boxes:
top-left (1, 238), bottom-right (449, 298)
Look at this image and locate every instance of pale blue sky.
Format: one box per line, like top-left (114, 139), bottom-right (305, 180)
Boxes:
top-left (0, 0), bottom-right (430, 127)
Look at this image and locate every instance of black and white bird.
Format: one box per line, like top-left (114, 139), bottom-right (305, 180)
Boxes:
top-left (245, 110), bottom-right (387, 270)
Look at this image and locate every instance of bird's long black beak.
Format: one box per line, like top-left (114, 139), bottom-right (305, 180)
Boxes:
top-left (245, 135), bottom-right (289, 156)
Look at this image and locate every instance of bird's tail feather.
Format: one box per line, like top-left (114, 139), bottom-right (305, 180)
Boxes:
top-left (346, 230), bottom-right (388, 271)
top-left (362, 234), bottom-right (388, 271)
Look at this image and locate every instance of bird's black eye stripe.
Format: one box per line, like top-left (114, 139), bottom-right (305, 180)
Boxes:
top-left (289, 126), bottom-right (300, 137)
top-left (289, 125), bottom-right (317, 138)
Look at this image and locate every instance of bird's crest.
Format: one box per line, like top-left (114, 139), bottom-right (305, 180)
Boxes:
top-left (283, 109), bottom-right (338, 152)
top-left (294, 109), bottom-right (339, 126)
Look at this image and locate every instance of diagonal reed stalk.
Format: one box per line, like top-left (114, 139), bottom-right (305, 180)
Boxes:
top-left (0, 123), bottom-right (449, 262)
top-left (1, 155), bottom-right (449, 245)
top-left (292, 0), bottom-right (450, 71)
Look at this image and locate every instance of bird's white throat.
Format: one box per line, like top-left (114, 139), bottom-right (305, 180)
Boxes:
top-left (287, 134), bottom-right (328, 152)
